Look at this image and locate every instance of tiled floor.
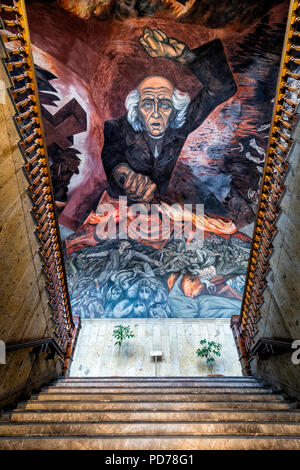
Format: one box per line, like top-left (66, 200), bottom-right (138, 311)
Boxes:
top-left (70, 318), bottom-right (242, 377)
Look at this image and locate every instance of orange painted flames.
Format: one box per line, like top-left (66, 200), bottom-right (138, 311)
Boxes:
top-left (181, 274), bottom-right (204, 298)
top-left (167, 273), bottom-right (207, 298)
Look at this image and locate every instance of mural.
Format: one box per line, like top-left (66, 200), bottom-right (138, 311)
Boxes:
top-left (27, 0), bottom-right (290, 318)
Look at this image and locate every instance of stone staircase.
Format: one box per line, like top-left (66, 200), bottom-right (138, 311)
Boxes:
top-left (0, 376), bottom-right (300, 449)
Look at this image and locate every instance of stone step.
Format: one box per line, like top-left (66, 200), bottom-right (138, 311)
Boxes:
top-left (59, 377), bottom-right (261, 385)
top-left (0, 435), bottom-right (300, 453)
top-left (52, 382), bottom-right (263, 389)
top-left (43, 386), bottom-right (269, 394)
top-left (0, 436), bottom-right (299, 450)
top-left (34, 392), bottom-right (284, 402)
top-left (3, 410), bottom-right (300, 423)
top-left (1, 421), bottom-right (300, 437)
top-left (60, 376), bottom-right (257, 381)
top-left (18, 400), bottom-right (293, 411)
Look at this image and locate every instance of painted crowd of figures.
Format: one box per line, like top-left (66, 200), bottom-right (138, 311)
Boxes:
top-left (66, 234), bottom-right (250, 319)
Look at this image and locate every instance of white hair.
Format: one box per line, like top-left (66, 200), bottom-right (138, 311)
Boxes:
top-left (125, 87), bottom-right (191, 132)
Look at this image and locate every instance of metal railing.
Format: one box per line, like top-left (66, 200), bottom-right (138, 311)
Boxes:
top-left (6, 337), bottom-right (64, 357)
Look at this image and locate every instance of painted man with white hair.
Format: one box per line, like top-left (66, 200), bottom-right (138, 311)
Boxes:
top-left (101, 27), bottom-right (237, 203)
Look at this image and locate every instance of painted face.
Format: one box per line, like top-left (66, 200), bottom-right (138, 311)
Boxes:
top-left (133, 301), bottom-right (147, 316)
top-left (110, 285), bottom-right (122, 302)
top-left (138, 76), bottom-right (174, 137)
top-left (138, 284), bottom-right (152, 301)
top-left (119, 241), bottom-right (131, 254)
top-left (77, 258), bottom-right (87, 269)
top-left (236, 276), bottom-right (245, 290)
top-left (149, 304), bottom-right (166, 318)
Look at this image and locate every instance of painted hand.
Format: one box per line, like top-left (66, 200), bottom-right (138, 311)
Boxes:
top-left (139, 27), bottom-right (188, 63)
top-left (113, 164), bottom-right (157, 202)
top-left (201, 279), bottom-right (217, 294)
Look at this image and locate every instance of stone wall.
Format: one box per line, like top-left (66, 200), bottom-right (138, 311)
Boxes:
top-left (250, 119), bottom-right (300, 400)
top-left (0, 41), bottom-right (62, 409)
top-left (70, 319), bottom-right (242, 377)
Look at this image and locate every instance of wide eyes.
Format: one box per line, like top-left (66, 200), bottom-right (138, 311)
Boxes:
top-left (142, 101), bottom-right (153, 109)
top-left (141, 100), bottom-right (172, 111)
top-left (160, 101), bottom-right (171, 110)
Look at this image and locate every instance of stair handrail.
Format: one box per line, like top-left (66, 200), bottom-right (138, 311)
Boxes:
top-left (6, 337), bottom-right (64, 357)
top-left (250, 337), bottom-right (294, 360)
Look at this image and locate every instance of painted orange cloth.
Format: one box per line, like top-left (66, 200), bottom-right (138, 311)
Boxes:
top-left (65, 190), bottom-right (237, 256)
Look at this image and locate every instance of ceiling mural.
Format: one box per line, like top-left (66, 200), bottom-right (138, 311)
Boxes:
top-left (27, 0), bottom-right (289, 319)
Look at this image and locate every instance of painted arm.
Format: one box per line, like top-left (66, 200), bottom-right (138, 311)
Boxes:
top-left (139, 28), bottom-right (237, 134)
top-left (101, 120), bottom-right (156, 201)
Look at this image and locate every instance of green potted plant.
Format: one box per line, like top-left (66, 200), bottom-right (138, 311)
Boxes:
top-left (112, 324), bottom-right (135, 352)
top-left (112, 325), bottom-right (135, 376)
top-left (196, 339), bottom-right (222, 375)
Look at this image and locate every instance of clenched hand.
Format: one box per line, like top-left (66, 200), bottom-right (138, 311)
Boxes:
top-left (113, 164), bottom-right (157, 202)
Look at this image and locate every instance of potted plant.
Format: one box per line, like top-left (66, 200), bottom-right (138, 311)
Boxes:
top-left (112, 325), bottom-right (135, 376)
top-left (112, 324), bottom-right (135, 352)
top-left (196, 339), bottom-right (222, 375)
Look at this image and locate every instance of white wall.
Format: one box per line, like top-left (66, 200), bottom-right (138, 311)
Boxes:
top-left (70, 318), bottom-right (242, 377)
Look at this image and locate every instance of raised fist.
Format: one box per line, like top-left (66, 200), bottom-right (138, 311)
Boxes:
top-left (113, 164), bottom-right (157, 203)
top-left (139, 27), bottom-right (189, 63)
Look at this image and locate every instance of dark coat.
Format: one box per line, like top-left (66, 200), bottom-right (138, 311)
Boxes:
top-left (101, 39), bottom-right (237, 199)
